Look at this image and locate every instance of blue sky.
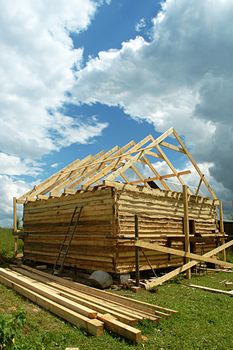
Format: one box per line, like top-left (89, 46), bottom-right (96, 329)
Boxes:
top-left (1, 0), bottom-right (233, 225)
top-left (43, 0), bottom-right (164, 179)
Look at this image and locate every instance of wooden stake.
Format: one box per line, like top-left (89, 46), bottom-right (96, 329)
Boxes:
top-left (183, 185), bottom-right (191, 279)
top-left (219, 201), bottom-right (226, 261)
top-left (134, 215), bottom-right (140, 287)
top-left (13, 197), bottom-right (18, 257)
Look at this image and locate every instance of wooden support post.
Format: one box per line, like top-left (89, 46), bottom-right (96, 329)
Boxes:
top-left (144, 239), bottom-right (233, 290)
top-left (134, 215), bottom-right (140, 287)
top-left (219, 201), bottom-right (226, 261)
top-left (183, 185), bottom-right (191, 279)
top-left (13, 197), bottom-right (18, 257)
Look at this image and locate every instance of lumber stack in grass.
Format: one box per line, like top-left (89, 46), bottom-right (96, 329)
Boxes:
top-left (19, 264), bottom-right (177, 317)
top-left (0, 266), bottom-right (176, 342)
top-left (22, 185), bottom-right (219, 274)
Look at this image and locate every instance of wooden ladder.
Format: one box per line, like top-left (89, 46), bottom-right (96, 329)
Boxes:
top-left (53, 206), bottom-right (83, 275)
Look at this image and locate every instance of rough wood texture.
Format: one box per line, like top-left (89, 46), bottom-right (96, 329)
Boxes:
top-left (0, 266), bottom-right (176, 342)
top-left (0, 274), bottom-right (103, 337)
top-left (21, 184), bottom-right (219, 273)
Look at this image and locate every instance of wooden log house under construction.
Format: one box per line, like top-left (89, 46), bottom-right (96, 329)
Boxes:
top-left (13, 128), bottom-right (227, 275)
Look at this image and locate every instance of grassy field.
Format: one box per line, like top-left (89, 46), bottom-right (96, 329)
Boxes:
top-left (0, 227), bottom-right (23, 260)
top-left (0, 228), bottom-right (233, 350)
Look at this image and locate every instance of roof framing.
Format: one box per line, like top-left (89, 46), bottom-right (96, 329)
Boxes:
top-left (17, 128), bottom-right (217, 203)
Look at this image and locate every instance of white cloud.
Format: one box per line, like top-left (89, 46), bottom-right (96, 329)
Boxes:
top-left (0, 0), bottom-right (109, 226)
top-left (73, 0), bottom-right (233, 214)
top-left (135, 18), bottom-right (146, 32)
top-left (0, 0), bottom-right (108, 160)
top-left (0, 175), bottom-right (31, 227)
top-left (0, 153), bottom-right (42, 176)
top-left (51, 163), bottom-right (59, 168)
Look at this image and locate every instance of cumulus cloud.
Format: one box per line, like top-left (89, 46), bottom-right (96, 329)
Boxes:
top-left (0, 0), bottom-right (109, 226)
top-left (73, 0), bottom-right (233, 215)
top-left (0, 176), bottom-right (31, 227)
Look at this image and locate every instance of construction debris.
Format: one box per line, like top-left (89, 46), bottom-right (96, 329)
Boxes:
top-left (225, 281), bottom-right (233, 288)
top-left (188, 284), bottom-right (233, 297)
top-left (140, 239), bottom-right (233, 290)
top-left (0, 265), bottom-right (176, 342)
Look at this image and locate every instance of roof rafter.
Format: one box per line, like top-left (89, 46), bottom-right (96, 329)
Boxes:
top-left (17, 128), bottom-right (217, 203)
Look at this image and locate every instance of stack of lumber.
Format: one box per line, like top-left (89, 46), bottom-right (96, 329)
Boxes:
top-left (0, 265), bottom-right (176, 343)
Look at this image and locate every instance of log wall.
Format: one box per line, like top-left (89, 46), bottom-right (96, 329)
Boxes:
top-left (115, 188), bottom-right (218, 273)
top-left (22, 188), bottom-right (117, 272)
top-left (22, 186), bottom-right (219, 274)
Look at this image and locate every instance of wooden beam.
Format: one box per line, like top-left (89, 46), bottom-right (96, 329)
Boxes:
top-left (17, 154), bottom-right (91, 200)
top-left (134, 241), bottom-right (233, 268)
top-left (78, 142), bottom-right (136, 189)
top-left (13, 197), bottom-right (17, 257)
top-left (98, 313), bottom-right (142, 343)
top-left (188, 284), bottom-right (233, 297)
top-left (130, 165), bottom-right (150, 188)
top-left (183, 185), bottom-right (191, 279)
top-left (134, 215), bottom-right (140, 287)
top-left (160, 141), bottom-right (184, 153)
top-left (195, 175), bottom-right (204, 196)
top-left (155, 144), bottom-right (191, 192)
top-left (141, 155), bottom-right (170, 190)
top-left (0, 274), bottom-right (104, 336)
top-left (128, 170), bottom-right (191, 185)
top-left (19, 265), bottom-right (177, 315)
top-left (10, 267), bottom-right (161, 322)
top-left (52, 147), bottom-right (120, 193)
top-left (172, 129), bottom-right (217, 199)
top-left (219, 201), bottom-right (226, 261)
top-left (144, 239), bottom-right (233, 290)
top-left (0, 268), bottom-right (97, 319)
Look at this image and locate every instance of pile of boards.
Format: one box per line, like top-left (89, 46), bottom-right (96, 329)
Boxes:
top-left (0, 265), bottom-right (176, 343)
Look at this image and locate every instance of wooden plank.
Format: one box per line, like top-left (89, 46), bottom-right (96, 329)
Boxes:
top-left (140, 155), bottom-right (170, 190)
top-left (135, 241), bottom-right (233, 268)
top-left (60, 292), bottom-right (139, 325)
top-left (0, 274), bottom-right (104, 336)
top-left (82, 143), bottom-right (138, 189)
top-left (19, 265), bottom-right (176, 314)
top-left (144, 239), bottom-right (233, 290)
top-left (13, 197), bottom-right (18, 256)
top-left (0, 268), bottom-right (97, 319)
top-left (17, 154), bottom-right (92, 200)
top-left (219, 201), bottom-right (226, 261)
top-left (135, 215), bottom-right (140, 287)
top-left (128, 170), bottom-right (191, 185)
top-left (189, 284), bottom-right (233, 296)
top-left (195, 175), bottom-right (204, 196)
top-left (62, 146), bottom-right (123, 191)
top-left (183, 185), bottom-right (191, 279)
top-left (155, 144), bottom-right (189, 191)
top-left (130, 164), bottom-right (150, 188)
top-left (10, 267), bottom-right (161, 322)
top-left (160, 141), bottom-right (184, 153)
top-left (98, 313), bottom-right (142, 343)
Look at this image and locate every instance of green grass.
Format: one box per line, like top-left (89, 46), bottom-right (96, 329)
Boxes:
top-left (0, 227), bottom-right (23, 261)
top-left (0, 227), bottom-right (233, 349)
top-left (1, 272), bottom-right (233, 350)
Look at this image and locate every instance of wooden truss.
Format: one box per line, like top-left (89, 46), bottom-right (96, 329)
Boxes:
top-left (16, 127), bottom-right (217, 203)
